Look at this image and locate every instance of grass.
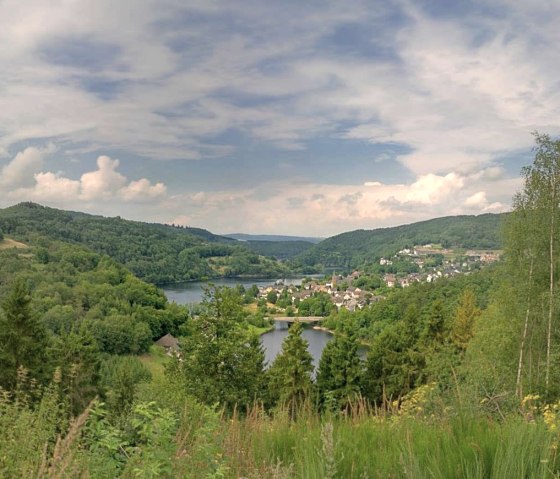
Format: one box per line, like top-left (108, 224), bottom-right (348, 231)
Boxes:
top-left (223, 412), bottom-right (559, 478)
top-left (138, 345), bottom-right (169, 381)
top-left (248, 324), bottom-right (275, 335)
top-left (0, 238), bottom-right (28, 250)
top-left (4, 379), bottom-right (560, 478)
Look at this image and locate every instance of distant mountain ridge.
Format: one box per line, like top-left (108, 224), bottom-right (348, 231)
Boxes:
top-left (294, 213), bottom-right (508, 269)
top-left (225, 233), bottom-right (323, 243)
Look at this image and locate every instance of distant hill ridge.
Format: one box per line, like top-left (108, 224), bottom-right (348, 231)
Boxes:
top-left (0, 202), bottom-right (289, 283)
top-left (225, 233), bottom-right (323, 243)
top-left (0, 203), bottom-right (507, 275)
top-left (294, 213), bottom-right (508, 269)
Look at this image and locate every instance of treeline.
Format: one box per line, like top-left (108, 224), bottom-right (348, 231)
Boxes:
top-left (241, 239), bottom-right (315, 260)
top-left (295, 213), bottom-right (505, 269)
top-left (0, 203), bottom-right (290, 283)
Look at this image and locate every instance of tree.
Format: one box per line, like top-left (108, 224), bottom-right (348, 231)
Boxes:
top-left (451, 289), bottom-right (480, 351)
top-left (423, 299), bottom-right (447, 344)
top-left (268, 321), bottom-right (314, 417)
top-left (316, 322), bottom-right (363, 411)
top-left (0, 278), bottom-right (51, 390)
top-left (267, 290), bottom-right (278, 304)
top-left (176, 287), bottom-right (266, 411)
top-left (49, 328), bottom-right (102, 415)
top-left (363, 304), bottom-right (427, 404)
top-left (504, 133), bottom-right (560, 397)
top-left (523, 133), bottom-right (560, 392)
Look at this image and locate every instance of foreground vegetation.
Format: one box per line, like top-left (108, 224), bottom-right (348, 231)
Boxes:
top-left (3, 380), bottom-right (560, 478)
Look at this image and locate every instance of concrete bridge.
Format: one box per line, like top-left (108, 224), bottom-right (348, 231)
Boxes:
top-left (269, 316), bottom-right (324, 325)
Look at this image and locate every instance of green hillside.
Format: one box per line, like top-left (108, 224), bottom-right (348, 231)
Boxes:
top-left (0, 203), bottom-right (289, 283)
top-left (242, 239), bottom-right (315, 260)
top-left (295, 213), bottom-right (507, 269)
top-left (226, 233), bottom-right (323, 243)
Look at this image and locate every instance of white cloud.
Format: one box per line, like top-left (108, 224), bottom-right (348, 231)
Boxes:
top-left (160, 169), bottom-right (514, 236)
top-left (80, 156), bottom-right (127, 200)
top-left (0, 145), bottom-right (53, 189)
top-left (32, 172), bottom-right (81, 202)
top-left (121, 178), bottom-right (167, 201)
top-left (465, 191), bottom-right (488, 208)
top-left (4, 151), bottom-right (167, 206)
top-left (405, 173), bottom-right (464, 205)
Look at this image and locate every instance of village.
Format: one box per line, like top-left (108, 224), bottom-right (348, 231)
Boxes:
top-left (257, 245), bottom-right (501, 313)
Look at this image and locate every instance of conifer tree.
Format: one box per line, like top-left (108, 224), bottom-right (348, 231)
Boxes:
top-left (452, 289), bottom-right (480, 351)
top-left (316, 321), bottom-right (363, 411)
top-left (0, 278), bottom-right (50, 390)
top-left (268, 321), bottom-right (314, 416)
top-left (177, 287), bottom-right (266, 411)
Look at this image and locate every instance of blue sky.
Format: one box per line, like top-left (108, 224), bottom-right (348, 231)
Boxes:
top-left (0, 0), bottom-right (558, 236)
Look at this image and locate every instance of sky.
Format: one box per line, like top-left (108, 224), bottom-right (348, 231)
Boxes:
top-left (0, 0), bottom-right (558, 237)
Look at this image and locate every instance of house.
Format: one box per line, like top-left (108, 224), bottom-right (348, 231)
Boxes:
top-left (384, 274), bottom-right (396, 288)
top-left (399, 278), bottom-right (410, 288)
top-left (155, 333), bottom-right (180, 355)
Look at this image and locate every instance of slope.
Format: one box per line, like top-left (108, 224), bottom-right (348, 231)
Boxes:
top-left (0, 202), bottom-right (289, 283)
top-left (295, 213), bottom-right (507, 269)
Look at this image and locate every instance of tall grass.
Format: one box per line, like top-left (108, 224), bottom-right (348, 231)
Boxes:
top-left (223, 409), bottom-right (559, 478)
top-left (2, 381), bottom-right (560, 478)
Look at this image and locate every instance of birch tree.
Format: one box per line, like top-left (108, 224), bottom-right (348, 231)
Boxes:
top-left (509, 133), bottom-right (560, 396)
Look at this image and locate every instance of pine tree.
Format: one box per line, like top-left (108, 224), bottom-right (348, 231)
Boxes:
top-left (268, 321), bottom-right (314, 417)
top-left (49, 328), bottom-right (102, 415)
top-left (177, 287), bottom-right (266, 411)
top-left (316, 322), bottom-right (363, 411)
top-left (0, 278), bottom-right (51, 391)
top-left (451, 289), bottom-right (480, 351)
top-left (423, 299), bottom-right (447, 344)
top-left (364, 318), bottom-right (425, 404)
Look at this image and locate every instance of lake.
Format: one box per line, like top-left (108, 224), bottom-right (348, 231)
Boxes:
top-left (160, 276), bottom-right (318, 305)
top-left (160, 276), bottom-right (341, 371)
top-left (260, 321), bottom-right (333, 375)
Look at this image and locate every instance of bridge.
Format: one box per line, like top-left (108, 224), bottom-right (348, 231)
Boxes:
top-left (269, 316), bottom-right (324, 325)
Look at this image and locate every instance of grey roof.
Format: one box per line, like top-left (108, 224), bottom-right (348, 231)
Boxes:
top-left (155, 333), bottom-right (179, 349)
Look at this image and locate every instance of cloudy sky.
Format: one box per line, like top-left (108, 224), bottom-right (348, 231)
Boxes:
top-left (0, 0), bottom-right (558, 236)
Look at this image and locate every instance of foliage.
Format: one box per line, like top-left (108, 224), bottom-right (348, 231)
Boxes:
top-left (172, 287), bottom-right (267, 411)
top-left (268, 321), bottom-right (314, 416)
top-left (297, 291), bottom-right (334, 317)
top-left (316, 322), bottom-right (363, 411)
top-left (0, 278), bottom-right (51, 390)
top-left (100, 356), bottom-right (152, 418)
top-left (242, 240), bottom-right (314, 260)
top-left (295, 213), bottom-right (505, 269)
top-left (481, 133), bottom-right (560, 401)
top-left (0, 202), bottom-right (291, 283)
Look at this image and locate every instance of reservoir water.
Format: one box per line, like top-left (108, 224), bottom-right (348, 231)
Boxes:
top-left (161, 276), bottom-right (314, 305)
top-left (260, 320), bottom-right (333, 373)
top-left (160, 277), bottom-right (337, 370)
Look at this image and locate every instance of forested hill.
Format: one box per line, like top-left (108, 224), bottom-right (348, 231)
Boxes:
top-left (225, 233), bottom-right (323, 243)
top-left (295, 213), bottom-right (507, 269)
top-left (0, 202), bottom-right (289, 283)
top-left (224, 234), bottom-right (321, 260)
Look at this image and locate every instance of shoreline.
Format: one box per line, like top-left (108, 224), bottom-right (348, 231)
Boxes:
top-left (312, 325), bottom-right (334, 334)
